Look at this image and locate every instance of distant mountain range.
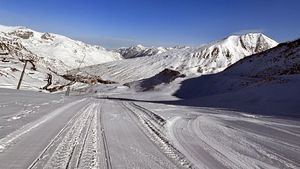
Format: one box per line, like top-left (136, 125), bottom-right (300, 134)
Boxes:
top-left (0, 24), bottom-right (280, 91)
top-left (116, 44), bottom-right (188, 59)
top-left (73, 33), bottom-right (277, 84)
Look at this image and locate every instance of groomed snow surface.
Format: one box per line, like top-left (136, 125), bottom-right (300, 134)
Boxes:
top-left (0, 88), bottom-right (299, 169)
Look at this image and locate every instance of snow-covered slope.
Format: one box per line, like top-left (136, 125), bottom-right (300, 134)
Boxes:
top-left (0, 25), bottom-right (278, 90)
top-left (0, 25), bottom-right (122, 73)
top-left (116, 44), bottom-right (188, 59)
top-left (0, 34), bottom-right (70, 90)
top-left (0, 24), bottom-right (122, 90)
top-left (125, 68), bottom-right (185, 92)
top-left (174, 39), bottom-right (300, 117)
top-left (226, 39), bottom-right (300, 78)
top-left (176, 38), bottom-right (300, 98)
top-left (73, 33), bottom-right (278, 84)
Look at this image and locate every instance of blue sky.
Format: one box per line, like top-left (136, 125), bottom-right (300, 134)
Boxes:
top-left (0, 0), bottom-right (299, 48)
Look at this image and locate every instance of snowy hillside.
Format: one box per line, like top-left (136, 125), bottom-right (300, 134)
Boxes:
top-left (226, 39), bottom-right (300, 78)
top-left (0, 25), bottom-right (278, 90)
top-left (125, 68), bottom-right (185, 92)
top-left (174, 39), bottom-right (300, 117)
top-left (0, 34), bottom-right (71, 90)
top-left (0, 24), bottom-right (122, 90)
top-left (72, 33), bottom-right (278, 84)
top-left (176, 38), bottom-right (300, 97)
top-left (0, 25), bottom-right (122, 73)
top-left (116, 44), bottom-right (188, 59)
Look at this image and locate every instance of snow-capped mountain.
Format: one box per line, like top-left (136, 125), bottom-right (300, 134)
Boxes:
top-left (175, 38), bottom-right (300, 99)
top-left (187, 33), bottom-right (278, 73)
top-left (174, 38), bottom-right (300, 117)
top-left (0, 24), bottom-right (122, 90)
top-left (116, 44), bottom-right (188, 59)
top-left (0, 24), bottom-right (279, 91)
top-left (0, 34), bottom-right (68, 90)
top-left (0, 25), bottom-right (122, 73)
top-left (226, 39), bottom-right (300, 78)
top-left (72, 33), bottom-right (278, 84)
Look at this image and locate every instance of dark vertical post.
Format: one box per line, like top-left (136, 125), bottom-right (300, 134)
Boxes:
top-left (65, 86), bottom-right (70, 96)
top-left (17, 60), bottom-right (28, 90)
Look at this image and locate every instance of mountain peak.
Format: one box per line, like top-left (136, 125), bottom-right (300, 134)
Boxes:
top-left (224, 32), bottom-right (276, 43)
top-left (208, 32), bottom-right (278, 55)
top-left (117, 44), bottom-right (168, 59)
top-left (135, 44), bottom-right (145, 49)
top-left (0, 24), bottom-right (122, 73)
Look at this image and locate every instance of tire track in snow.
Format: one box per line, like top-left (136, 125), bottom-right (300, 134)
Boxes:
top-left (66, 103), bottom-right (96, 169)
top-left (169, 117), bottom-right (236, 169)
top-left (120, 101), bottom-right (193, 169)
top-left (169, 114), bottom-right (300, 169)
top-left (74, 109), bottom-right (95, 168)
top-left (0, 99), bottom-right (86, 152)
top-left (27, 103), bottom-right (91, 169)
top-left (77, 103), bottom-right (103, 169)
top-left (38, 103), bottom-right (94, 169)
top-left (28, 102), bottom-right (107, 169)
top-left (99, 102), bottom-right (113, 169)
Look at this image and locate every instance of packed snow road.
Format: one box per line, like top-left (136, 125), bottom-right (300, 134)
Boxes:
top-left (0, 89), bottom-right (188, 169)
top-left (132, 101), bottom-right (300, 169)
top-left (0, 89), bottom-right (299, 169)
top-left (168, 113), bottom-right (300, 169)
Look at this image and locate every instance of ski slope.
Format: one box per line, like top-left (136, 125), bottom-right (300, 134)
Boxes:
top-left (0, 88), bottom-right (299, 169)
